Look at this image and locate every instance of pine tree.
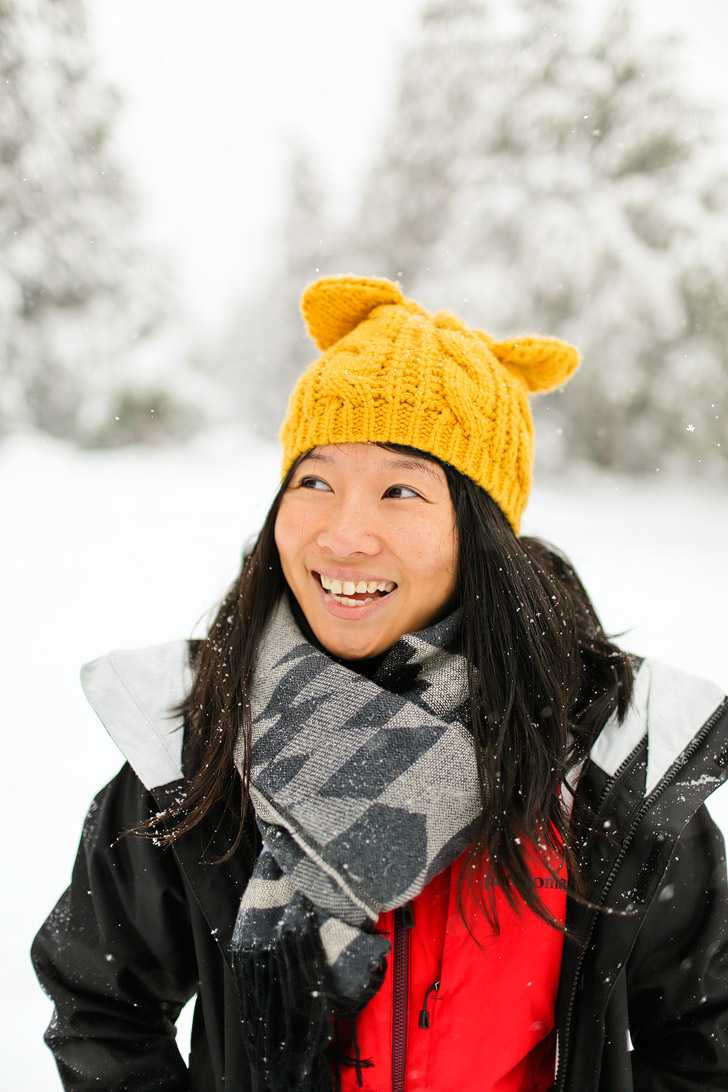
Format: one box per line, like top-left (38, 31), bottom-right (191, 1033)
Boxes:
top-left (219, 145), bottom-right (334, 437)
top-left (0, 0), bottom-right (208, 446)
top-left (349, 0), bottom-right (728, 474)
top-left (346, 0), bottom-right (496, 282)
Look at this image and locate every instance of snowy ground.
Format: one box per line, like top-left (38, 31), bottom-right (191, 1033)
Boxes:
top-left (4, 427), bottom-right (727, 1088)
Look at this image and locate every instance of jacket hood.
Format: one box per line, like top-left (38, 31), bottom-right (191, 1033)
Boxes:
top-left (81, 641), bottom-right (727, 799)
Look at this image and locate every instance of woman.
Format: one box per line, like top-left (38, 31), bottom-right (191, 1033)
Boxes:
top-left (33, 275), bottom-right (728, 1092)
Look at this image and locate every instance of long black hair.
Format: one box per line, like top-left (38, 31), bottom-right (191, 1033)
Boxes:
top-left (152, 444), bottom-right (633, 927)
top-left (441, 455), bottom-right (632, 924)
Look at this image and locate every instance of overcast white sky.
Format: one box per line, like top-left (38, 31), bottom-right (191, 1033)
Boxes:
top-left (85, 0), bottom-right (728, 332)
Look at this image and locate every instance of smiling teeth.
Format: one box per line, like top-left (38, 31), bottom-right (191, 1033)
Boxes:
top-left (319, 575), bottom-right (396, 595)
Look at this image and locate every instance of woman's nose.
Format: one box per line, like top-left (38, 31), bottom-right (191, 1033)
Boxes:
top-left (315, 498), bottom-right (380, 556)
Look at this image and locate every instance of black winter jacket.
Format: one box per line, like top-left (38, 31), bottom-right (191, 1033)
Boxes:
top-left (32, 643), bottom-right (728, 1091)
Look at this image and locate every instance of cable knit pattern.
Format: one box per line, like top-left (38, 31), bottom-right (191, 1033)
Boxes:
top-left (280, 275), bottom-right (580, 534)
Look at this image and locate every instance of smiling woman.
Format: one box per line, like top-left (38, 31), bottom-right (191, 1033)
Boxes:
top-left (32, 275), bottom-right (728, 1092)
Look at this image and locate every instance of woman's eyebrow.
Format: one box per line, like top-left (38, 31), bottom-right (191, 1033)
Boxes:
top-left (382, 457), bottom-right (444, 484)
top-left (299, 451), bottom-right (332, 466)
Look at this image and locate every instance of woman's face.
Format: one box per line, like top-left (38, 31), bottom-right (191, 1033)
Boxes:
top-left (274, 443), bottom-right (458, 660)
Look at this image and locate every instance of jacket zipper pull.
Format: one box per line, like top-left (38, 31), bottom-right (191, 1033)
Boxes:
top-left (400, 902), bottom-right (415, 929)
top-left (418, 979), bottom-right (441, 1029)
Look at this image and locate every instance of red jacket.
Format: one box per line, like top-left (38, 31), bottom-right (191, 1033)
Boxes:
top-left (337, 847), bottom-right (566, 1092)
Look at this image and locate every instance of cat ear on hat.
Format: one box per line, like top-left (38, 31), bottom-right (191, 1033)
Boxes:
top-left (301, 275), bottom-right (405, 351)
top-left (490, 335), bottom-right (580, 393)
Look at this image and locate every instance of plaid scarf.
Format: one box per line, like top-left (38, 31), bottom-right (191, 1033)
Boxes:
top-left (232, 595), bottom-right (480, 1091)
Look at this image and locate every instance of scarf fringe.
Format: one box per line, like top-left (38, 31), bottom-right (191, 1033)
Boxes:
top-left (234, 906), bottom-right (334, 1092)
top-left (234, 900), bottom-right (389, 1092)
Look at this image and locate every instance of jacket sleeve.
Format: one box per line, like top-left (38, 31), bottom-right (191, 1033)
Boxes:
top-left (627, 804), bottom-right (728, 1091)
top-left (31, 763), bottom-right (198, 1091)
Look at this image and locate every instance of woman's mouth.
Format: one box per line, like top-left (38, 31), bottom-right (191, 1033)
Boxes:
top-left (316, 572), bottom-right (396, 608)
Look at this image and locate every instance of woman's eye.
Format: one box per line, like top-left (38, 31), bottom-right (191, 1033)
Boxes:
top-left (385, 485), bottom-right (420, 500)
top-left (299, 476), bottom-right (330, 491)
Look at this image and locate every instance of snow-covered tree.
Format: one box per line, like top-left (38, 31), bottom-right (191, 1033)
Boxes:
top-left (219, 145), bottom-right (335, 437)
top-left (0, 0), bottom-right (209, 446)
top-left (343, 0), bottom-right (495, 281)
top-left (348, 0), bottom-right (728, 474)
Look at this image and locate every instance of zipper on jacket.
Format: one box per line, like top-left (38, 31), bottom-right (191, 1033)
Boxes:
top-left (556, 699), bottom-right (728, 1091)
top-left (392, 903), bottom-right (414, 1092)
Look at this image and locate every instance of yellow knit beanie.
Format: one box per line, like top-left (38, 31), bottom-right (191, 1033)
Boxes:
top-left (280, 275), bottom-right (579, 534)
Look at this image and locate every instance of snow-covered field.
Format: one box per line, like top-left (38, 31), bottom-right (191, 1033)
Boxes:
top-left (4, 427), bottom-right (727, 1088)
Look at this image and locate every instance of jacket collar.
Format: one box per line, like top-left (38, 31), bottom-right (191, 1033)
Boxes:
top-left (81, 641), bottom-right (727, 803)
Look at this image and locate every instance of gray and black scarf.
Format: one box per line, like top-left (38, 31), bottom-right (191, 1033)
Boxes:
top-left (231, 595), bottom-right (480, 1091)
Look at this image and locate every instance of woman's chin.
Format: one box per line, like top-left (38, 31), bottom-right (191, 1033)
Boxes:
top-left (307, 612), bottom-right (393, 661)
top-left (315, 627), bottom-right (389, 661)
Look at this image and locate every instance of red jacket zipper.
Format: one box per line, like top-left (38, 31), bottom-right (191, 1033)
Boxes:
top-left (392, 903), bottom-right (414, 1092)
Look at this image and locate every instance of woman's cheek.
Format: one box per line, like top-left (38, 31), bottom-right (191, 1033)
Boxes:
top-left (277, 499), bottom-right (307, 554)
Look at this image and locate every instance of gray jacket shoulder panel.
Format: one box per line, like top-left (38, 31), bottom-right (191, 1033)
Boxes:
top-left (590, 657), bottom-right (725, 794)
top-left (81, 641), bottom-right (193, 791)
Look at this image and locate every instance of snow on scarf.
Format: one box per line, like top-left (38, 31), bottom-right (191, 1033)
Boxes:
top-left (231, 595), bottom-right (481, 1092)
